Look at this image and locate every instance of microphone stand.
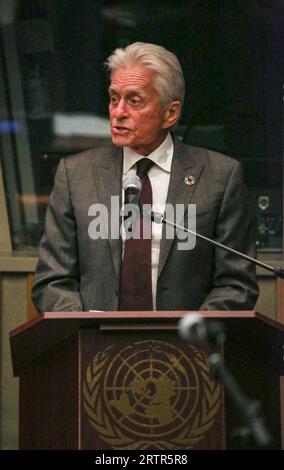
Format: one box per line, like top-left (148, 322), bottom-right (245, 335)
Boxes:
top-left (201, 321), bottom-right (272, 449)
top-left (149, 209), bottom-right (274, 447)
top-left (150, 211), bottom-right (284, 279)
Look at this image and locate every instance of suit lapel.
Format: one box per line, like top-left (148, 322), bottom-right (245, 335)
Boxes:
top-left (91, 146), bottom-right (123, 281)
top-left (90, 141), bottom-right (204, 282)
top-left (158, 139), bottom-right (204, 278)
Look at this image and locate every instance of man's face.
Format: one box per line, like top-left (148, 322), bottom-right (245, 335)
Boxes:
top-left (109, 64), bottom-right (179, 156)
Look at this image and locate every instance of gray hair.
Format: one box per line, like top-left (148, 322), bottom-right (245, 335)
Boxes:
top-left (105, 42), bottom-right (185, 109)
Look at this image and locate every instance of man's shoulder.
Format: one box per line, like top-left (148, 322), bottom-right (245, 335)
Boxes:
top-left (174, 138), bottom-right (239, 170)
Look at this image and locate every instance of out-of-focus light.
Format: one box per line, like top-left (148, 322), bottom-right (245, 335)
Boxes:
top-left (0, 120), bottom-right (21, 133)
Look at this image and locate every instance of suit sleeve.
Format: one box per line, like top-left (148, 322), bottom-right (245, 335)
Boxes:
top-left (32, 158), bottom-right (83, 313)
top-left (199, 160), bottom-right (259, 310)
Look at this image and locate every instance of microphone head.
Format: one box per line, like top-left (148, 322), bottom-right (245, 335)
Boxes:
top-left (122, 174), bottom-right (142, 192)
top-left (151, 211), bottom-right (164, 224)
top-left (178, 313), bottom-right (207, 341)
top-left (179, 314), bottom-right (226, 345)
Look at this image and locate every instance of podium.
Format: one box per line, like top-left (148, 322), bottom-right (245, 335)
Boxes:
top-left (10, 311), bottom-right (284, 450)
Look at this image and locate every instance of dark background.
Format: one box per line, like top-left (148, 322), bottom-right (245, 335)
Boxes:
top-left (2, 0), bottom-right (284, 249)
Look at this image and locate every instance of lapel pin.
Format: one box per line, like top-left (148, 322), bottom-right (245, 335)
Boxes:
top-left (184, 175), bottom-right (195, 186)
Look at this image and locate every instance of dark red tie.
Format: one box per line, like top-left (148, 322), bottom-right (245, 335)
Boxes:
top-left (119, 158), bottom-right (155, 311)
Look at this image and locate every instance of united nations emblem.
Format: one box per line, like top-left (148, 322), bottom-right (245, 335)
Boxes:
top-left (82, 340), bottom-right (221, 450)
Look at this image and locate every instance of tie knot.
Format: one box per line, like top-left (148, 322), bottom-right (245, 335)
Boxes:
top-left (136, 158), bottom-right (155, 178)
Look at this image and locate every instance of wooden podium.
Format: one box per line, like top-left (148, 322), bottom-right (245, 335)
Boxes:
top-left (10, 311), bottom-right (284, 450)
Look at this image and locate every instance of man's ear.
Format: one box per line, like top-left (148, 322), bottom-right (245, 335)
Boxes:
top-left (162, 101), bottom-right (182, 129)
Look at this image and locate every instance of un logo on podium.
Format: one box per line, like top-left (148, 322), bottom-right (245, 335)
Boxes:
top-left (83, 340), bottom-right (221, 450)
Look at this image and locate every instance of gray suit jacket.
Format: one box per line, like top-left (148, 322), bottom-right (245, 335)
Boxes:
top-left (32, 138), bottom-right (259, 312)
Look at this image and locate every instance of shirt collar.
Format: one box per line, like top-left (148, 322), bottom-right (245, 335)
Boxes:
top-left (123, 133), bottom-right (173, 174)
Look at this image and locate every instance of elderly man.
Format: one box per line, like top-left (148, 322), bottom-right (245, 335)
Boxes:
top-left (32, 42), bottom-right (259, 312)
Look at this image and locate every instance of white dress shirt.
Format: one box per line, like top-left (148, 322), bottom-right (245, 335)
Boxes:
top-left (122, 133), bottom-right (174, 309)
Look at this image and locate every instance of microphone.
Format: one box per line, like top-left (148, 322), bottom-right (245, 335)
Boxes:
top-left (122, 175), bottom-right (142, 230)
top-left (179, 313), bottom-right (206, 341)
top-left (179, 313), bottom-right (272, 448)
top-left (143, 208), bottom-right (273, 447)
top-left (122, 175), bottom-right (142, 206)
top-left (179, 313), bottom-right (225, 345)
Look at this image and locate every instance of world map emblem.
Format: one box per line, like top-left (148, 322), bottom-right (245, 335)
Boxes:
top-left (82, 340), bottom-right (221, 449)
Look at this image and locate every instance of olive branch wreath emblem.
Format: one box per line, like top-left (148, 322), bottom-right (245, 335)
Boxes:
top-left (82, 344), bottom-right (221, 450)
